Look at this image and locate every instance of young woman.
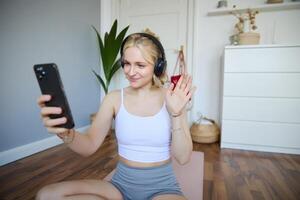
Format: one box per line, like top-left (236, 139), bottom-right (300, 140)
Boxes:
top-left (36, 32), bottom-right (196, 200)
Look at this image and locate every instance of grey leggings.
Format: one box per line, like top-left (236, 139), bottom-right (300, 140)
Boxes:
top-left (110, 161), bottom-right (184, 200)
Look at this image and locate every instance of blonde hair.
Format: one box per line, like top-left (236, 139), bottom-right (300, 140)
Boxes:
top-left (122, 30), bottom-right (167, 87)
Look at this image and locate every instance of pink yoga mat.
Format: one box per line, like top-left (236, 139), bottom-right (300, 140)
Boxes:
top-left (104, 151), bottom-right (204, 200)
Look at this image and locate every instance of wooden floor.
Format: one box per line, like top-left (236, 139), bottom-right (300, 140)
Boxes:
top-left (193, 143), bottom-right (300, 200)
top-left (0, 134), bottom-right (299, 200)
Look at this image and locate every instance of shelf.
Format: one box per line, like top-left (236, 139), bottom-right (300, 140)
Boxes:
top-left (225, 44), bottom-right (300, 49)
top-left (207, 2), bottom-right (300, 16)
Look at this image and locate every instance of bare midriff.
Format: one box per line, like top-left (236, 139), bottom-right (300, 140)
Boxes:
top-left (119, 156), bottom-right (171, 168)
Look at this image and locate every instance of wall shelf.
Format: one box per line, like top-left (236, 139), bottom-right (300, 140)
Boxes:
top-left (207, 2), bottom-right (300, 16)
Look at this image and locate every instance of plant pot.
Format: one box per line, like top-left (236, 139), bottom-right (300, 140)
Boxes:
top-left (238, 32), bottom-right (260, 45)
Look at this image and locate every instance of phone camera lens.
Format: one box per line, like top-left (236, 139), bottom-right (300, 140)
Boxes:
top-left (42, 71), bottom-right (46, 75)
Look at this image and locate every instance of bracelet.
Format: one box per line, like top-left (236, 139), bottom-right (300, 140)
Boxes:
top-left (172, 127), bottom-right (182, 132)
top-left (57, 129), bottom-right (75, 144)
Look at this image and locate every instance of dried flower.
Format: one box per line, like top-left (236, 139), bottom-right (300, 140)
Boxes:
top-left (231, 9), bottom-right (259, 34)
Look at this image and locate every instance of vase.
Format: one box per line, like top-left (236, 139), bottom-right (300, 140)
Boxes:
top-left (243, 20), bottom-right (250, 33)
top-left (217, 0), bottom-right (227, 8)
top-left (238, 32), bottom-right (260, 45)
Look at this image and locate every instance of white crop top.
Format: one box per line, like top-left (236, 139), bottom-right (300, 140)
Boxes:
top-left (115, 88), bottom-right (171, 163)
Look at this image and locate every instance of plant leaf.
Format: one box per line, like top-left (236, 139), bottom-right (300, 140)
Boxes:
top-left (107, 20), bottom-right (118, 46)
top-left (91, 20), bottom-right (130, 94)
top-left (104, 20), bottom-right (118, 73)
top-left (102, 32), bottom-right (110, 78)
top-left (107, 59), bottom-right (121, 84)
top-left (92, 70), bottom-right (107, 94)
top-left (92, 26), bottom-right (106, 74)
top-left (103, 21), bottom-right (118, 81)
top-left (111, 23), bottom-right (129, 62)
top-left (115, 25), bottom-right (130, 53)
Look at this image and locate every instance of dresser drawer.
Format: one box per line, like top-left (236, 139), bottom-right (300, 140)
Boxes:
top-left (221, 120), bottom-right (300, 149)
top-left (224, 46), bottom-right (300, 72)
top-left (223, 73), bottom-right (300, 98)
top-left (222, 97), bottom-right (300, 123)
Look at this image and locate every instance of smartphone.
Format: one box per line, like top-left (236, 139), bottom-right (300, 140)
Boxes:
top-left (33, 63), bottom-right (75, 129)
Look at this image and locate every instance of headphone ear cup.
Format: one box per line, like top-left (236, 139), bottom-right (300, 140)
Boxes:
top-left (154, 58), bottom-right (166, 77)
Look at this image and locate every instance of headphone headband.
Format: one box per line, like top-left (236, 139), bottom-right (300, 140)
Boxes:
top-left (120, 32), bottom-right (167, 77)
top-left (120, 33), bottom-right (165, 61)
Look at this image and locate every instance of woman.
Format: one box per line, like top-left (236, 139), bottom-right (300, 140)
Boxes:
top-left (36, 32), bottom-right (196, 200)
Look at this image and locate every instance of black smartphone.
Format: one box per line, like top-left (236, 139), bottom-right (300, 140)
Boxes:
top-left (33, 63), bottom-right (75, 129)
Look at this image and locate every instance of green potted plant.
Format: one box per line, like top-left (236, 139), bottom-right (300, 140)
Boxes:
top-left (90, 20), bottom-right (129, 121)
top-left (92, 20), bottom-right (129, 94)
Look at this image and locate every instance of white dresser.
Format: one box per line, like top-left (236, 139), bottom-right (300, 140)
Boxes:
top-left (220, 45), bottom-right (300, 154)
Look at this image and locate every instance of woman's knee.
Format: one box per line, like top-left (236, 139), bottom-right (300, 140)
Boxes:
top-left (36, 184), bottom-right (61, 200)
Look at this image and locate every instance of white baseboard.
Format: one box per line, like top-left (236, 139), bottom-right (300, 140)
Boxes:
top-left (221, 142), bottom-right (300, 155)
top-left (0, 125), bottom-right (89, 166)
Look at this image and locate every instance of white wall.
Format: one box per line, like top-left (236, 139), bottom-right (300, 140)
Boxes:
top-left (0, 0), bottom-right (101, 152)
top-left (191, 0), bottom-right (300, 124)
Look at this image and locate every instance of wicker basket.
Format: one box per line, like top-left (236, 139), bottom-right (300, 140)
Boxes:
top-left (190, 117), bottom-right (220, 144)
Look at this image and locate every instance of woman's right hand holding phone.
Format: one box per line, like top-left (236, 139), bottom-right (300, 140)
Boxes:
top-left (37, 95), bottom-right (69, 135)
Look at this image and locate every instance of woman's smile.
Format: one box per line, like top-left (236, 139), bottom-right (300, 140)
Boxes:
top-left (129, 77), bottom-right (140, 82)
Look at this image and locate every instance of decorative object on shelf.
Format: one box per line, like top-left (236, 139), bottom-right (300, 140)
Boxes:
top-left (229, 34), bottom-right (239, 45)
top-left (190, 112), bottom-right (220, 144)
top-left (238, 32), bottom-right (260, 45)
top-left (267, 0), bottom-right (283, 4)
top-left (217, 0), bottom-right (228, 8)
top-left (208, 1), bottom-right (300, 16)
top-left (230, 9), bottom-right (260, 45)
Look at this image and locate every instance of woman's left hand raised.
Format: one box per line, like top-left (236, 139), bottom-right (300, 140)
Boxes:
top-left (165, 74), bottom-right (196, 117)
